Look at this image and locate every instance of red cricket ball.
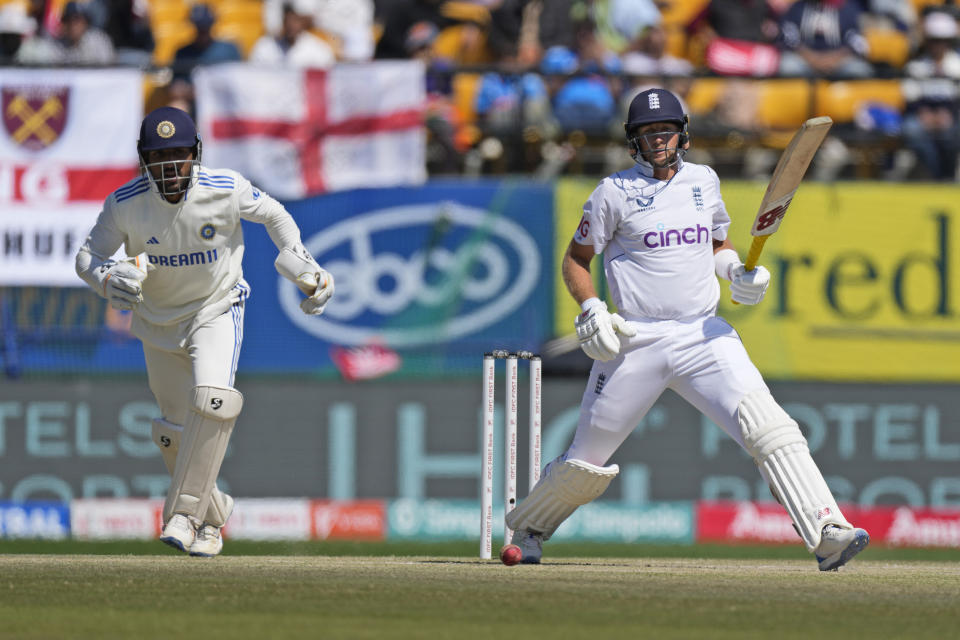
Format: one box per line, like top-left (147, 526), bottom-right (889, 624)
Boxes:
top-left (499, 543), bottom-right (522, 566)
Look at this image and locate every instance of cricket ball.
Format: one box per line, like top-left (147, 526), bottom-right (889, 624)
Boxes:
top-left (499, 543), bottom-right (522, 566)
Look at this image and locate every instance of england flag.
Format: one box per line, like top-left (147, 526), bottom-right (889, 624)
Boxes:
top-left (194, 61), bottom-right (427, 201)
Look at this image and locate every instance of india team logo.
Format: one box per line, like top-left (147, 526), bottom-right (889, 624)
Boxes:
top-left (2, 86), bottom-right (70, 151)
top-left (156, 120), bottom-right (176, 138)
top-left (199, 223), bottom-right (216, 240)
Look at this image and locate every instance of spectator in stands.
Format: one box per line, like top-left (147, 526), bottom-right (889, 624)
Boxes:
top-left (0, 2), bottom-right (36, 63)
top-left (475, 41), bottom-right (556, 143)
top-left (593, 0), bottom-right (663, 55)
top-left (689, 0), bottom-right (782, 76)
top-left (778, 0), bottom-right (873, 78)
top-left (96, 0), bottom-right (154, 66)
top-left (487, 0), bottom-right (543, 67)
top-left (172, 4), bottom-right (241, 79)
top-left (374, 0), bottom-right (453, 59)
top-left (621, 23), bottom-right (693, 77)
top-left (542, 43), bottom-right (619, 136)
top-left (264, 0), bottom-right (374, 61)
top-left (57, 1), bottom-right (116, 64)
top-left (17, 0), bottom-right (115, 64)
top-left (249, 0), bottom-right (335, 67)
top-left (405, 20), bottom-right (468, 173)
top-left (901, 10), bottom-right (960, 180)
top-left (166, 4), bottom-right (242, 116)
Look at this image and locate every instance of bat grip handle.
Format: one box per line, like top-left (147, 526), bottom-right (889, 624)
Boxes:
top-left (731, 235), bottom-right (769, 305)
top-left (743, 235), bottom-right (768, 272)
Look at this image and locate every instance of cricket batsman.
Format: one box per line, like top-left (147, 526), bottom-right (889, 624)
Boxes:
top-left (75, 106), bottom-right (333, 556)
top-left (506, 88), bottom-right (870, 570)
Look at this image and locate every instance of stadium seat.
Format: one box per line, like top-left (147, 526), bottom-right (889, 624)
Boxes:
top-left (432, 23), bottom-right (493, 65)
top-left (754, 79), bottom-right (813, 130)
top-left (659, 0), bottom-right (710, 61)
top-left (452, 72), bottom-right (481, 126)
top-left (152, 19), bottom-right (196, 66)
top-left (864, 27), bottom-right (912, 69)
top-left (814, 79), bottom-right (905, 124)
top-left (659, 0), bottom-right (710, 28)
top-left (684, 77), bottom-right (728, 116)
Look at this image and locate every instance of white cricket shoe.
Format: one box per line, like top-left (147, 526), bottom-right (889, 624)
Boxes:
top-left (815, 524), bottom-right (870, 571)
top-left (160, 513), bottom-right (197, 552)
top-left (190, 524), bottom-right (223, 557)
top-left (510, 530), bottom-right (544, 565)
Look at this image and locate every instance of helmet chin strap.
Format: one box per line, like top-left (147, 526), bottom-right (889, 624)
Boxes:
top-left (631, 141), bottom-right (686, 174)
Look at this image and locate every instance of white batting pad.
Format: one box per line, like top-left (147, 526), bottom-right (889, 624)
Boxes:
top-left (739, 390), bottom-right (850, 550)
top-left (152, 418), bottom-right (236, 527)
top-left (505, 457), bottom-right (619, 541)
top-left (163, 386), bottom-right (243, 524)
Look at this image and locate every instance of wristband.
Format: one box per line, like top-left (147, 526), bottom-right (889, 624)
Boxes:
top-left (580, 297), bottom-right (604, 313)
top-left (714, 249), bottom-right (742, 281)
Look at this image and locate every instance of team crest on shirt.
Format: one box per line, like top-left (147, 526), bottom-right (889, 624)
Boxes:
top-left (199, 223), bottom-right (216, 240)
top-left (692, 186), bottom-right (704, 211)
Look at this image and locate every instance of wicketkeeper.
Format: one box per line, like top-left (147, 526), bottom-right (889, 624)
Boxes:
top-left (75, 106), bottom-right (333, 556)
top-left (506, 88), bottom-right (870, 571)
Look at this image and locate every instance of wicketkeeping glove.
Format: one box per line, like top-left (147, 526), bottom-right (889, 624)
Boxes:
top-left (574, 300), bottom-right (637, 362)
top-left (297, 269), bottom-right (334, 315)
top-left (729, 264), bottom-right (771, 305)
top-left (94, 256), bottom-right (149, 310)
top-left (274, 244), bottom-right (335, 315)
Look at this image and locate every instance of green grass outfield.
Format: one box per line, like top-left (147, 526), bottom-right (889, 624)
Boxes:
top-left (1, 541), bottom-right (958, 639)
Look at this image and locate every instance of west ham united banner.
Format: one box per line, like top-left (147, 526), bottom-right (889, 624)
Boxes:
top-left (193, 61), bottom-right (427, 201)
top-left (0, 68), bottom-right (141, 286)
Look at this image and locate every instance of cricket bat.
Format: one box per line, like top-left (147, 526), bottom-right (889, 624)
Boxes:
top-left (732, 116), bottom-right (833, 303)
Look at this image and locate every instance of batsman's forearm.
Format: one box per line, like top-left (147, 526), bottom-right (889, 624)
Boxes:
top-left (561, 252), bottom-right (598, 306)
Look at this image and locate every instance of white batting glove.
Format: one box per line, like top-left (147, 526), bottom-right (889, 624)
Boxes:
top-left (574, 299), bottom-right (637, 361)
top-left (729, 265), bottom-right (771, 305)
top-left (93, 257), bottom-right (148, 310)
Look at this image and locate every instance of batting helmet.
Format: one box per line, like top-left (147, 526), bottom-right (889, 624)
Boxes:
top-left (138, 106), bottom-right (201, 157)
top-left (625, 88), bottom-right (688, 139)
top-left (137, 106), bottom-right (202, 198)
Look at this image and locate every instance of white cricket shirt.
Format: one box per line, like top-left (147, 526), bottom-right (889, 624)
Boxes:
top-left (77, 165), bottom-right (301, 348)
top-left (574, 159), bottom-right (731, 321)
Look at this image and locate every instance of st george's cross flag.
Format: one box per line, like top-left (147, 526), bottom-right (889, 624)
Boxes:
top-left (193, 61), bottom-right (427, 201)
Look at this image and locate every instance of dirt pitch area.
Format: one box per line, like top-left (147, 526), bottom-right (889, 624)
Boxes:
top-left (1, 554), bottom-right (957, 639)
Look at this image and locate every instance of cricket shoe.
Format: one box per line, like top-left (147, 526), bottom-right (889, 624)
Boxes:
top-left (510, 530), bottom-right (544, 565)
top-left (815, 525), bottom-right (870, 571)
top-left (190, 524), bottom-right (223, 557)
top-left (160, 513), bottom-right (197, 552)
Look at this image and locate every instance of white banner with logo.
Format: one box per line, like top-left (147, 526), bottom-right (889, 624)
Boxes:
top-left (193, 61), bottom-right (426, 201)
top-left (0, 68), bottom-right (142, 285)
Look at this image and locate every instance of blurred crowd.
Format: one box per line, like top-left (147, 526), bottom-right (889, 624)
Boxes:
top-left (1, 0), bottom-right (959, 180)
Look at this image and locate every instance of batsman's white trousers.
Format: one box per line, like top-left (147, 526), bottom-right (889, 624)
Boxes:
top-left (143, 298), bottom-right (245, 427)
top-left (568, 314), bottom-right (766, 465)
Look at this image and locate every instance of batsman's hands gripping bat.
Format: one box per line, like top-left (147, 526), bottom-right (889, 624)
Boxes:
top-left (275, 244), bottom-right (335, 315)
top-left (729, 264), bottom-right (770, 305)
top-left (732, 116), bottom-right (833, 304)
top-left (575, 298), bottom-right (637, 362)
top-left (94, 253), bottom-right (150, 311)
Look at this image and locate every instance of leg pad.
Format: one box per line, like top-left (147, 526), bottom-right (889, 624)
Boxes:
top-left (162, 386), bottom-right (242, 523)
top-left (505, 457), bottom-right (618, 541)
top-left (739, 390), bottom-right (850, 550)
